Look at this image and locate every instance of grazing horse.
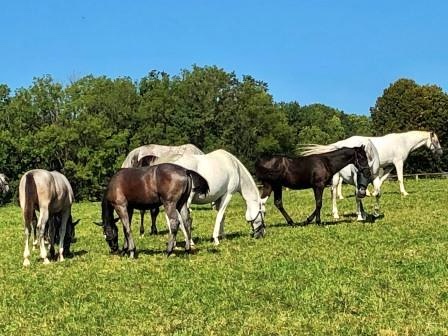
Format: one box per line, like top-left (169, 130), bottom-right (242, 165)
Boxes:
top-left (139, 149), bottom-right (266, 245)
top-left (255, 146), bottom-right (372, 225)
top-left (19, 169), bottom-right (76, 266)
top-left (316, 131), bottom-right (442, 217)
top-left (121, 143), bottom-right (204, 236)
top-left (97, 163), bottom-right (209, 257)
top-left (0, 174), bottom-right (9, 195)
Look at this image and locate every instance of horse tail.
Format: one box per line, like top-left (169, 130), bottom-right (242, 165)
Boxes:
top-left (299, 144), bottom-right (339, 156)
top-left (186, 170), bottom-right (209, 197)
top-left (24, 173), bottom-right (37, 225)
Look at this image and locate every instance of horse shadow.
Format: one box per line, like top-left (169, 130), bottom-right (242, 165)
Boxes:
top-left (267, 213), bottom-right (383, 228)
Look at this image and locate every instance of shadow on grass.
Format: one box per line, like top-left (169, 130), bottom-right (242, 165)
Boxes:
top-left (266, 213), bottom-right (384, 228)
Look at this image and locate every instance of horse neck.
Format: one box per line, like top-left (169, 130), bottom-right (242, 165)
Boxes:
top-left (325, 149), bottom-right (357, 174)
top-left (399, 131), bottom-right (429, 153)
top-left (234, 158), bottom-right (260, 208)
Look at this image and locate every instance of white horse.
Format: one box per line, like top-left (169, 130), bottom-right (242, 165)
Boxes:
top-left (151, 149), bottom-right (266, 245)
top-left (121, 143), bottom-right (204, 168)
top-left (122, 143), bottom-right (204, 236)
top-left (19, 169), bottom-right (76, 266)
top-left (0, 174), bottom-right (9, 195)
top-left (301, 140), bottom-right (380, 221)
top-left (308, 131), bottom-right (442, 219)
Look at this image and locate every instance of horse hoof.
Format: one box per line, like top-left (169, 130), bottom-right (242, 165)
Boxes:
top-left (129, 251), bottom-right (135, 259)
top-left (23, 259), bottom-right (30, 267)
top-left (43, 258), bottom-right (50, 265)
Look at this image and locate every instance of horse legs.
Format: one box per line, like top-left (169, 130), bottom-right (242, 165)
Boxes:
top-left (356, 196), bottom-right (366, 221)
top-left (23, 213), bottom-right (33, 267)
top-left (394, 160), bottom-right (408, 196)
top-left (32, 213), bottom-right (38, 250)
top-left (273, 186), bottom-right (294, 225)
top-left (336, 175), bottom-right (344, 200)
top-left (178, 205), bottom-right (192, 252)
top-left (372, 176), bottom-right (382, 217)
top-left (307, 186), bottom-right (324, 225)
top-left (36, 207), bottom-right (50, 264)
top-left (331, 174), bottom-right (340, 219)
top-left (139, 210), bottom-right (145, 237)
top-left (116, 205), bottom-right (136, 258)
top-left (165, 203), bottom-right (181, 256)
top-left (150, 207), bottom-right (159, 235)
top-left (57, 210), bottom-right (70, 262)
top-left (212, 193), bottom-right (233, 245)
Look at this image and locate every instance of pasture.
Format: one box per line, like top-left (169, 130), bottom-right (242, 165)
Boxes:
top-left (0, 179), bottom-right (447, 335)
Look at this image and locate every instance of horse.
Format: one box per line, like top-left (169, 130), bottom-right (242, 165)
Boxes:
top-left (312, 131), bottom-right (442, 217)
top-left (95, 163), bottom-right (209, 257)
top-left (255, 146), bottom-right (372, 225)
top-left (138, 149), bottom-right (266, 245)
top-left (300, 140), bottom-right (380, 221)
top-left (19, 169), bottom-right (77, 266)
top-left (121, 143), bottom-right (204, 236)
top-left (121, 143), bottom-right (204, 168)
top-left (0, 173), bottom-right (9, 195)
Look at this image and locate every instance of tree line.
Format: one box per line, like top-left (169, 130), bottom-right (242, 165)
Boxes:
top-left (0, 66), bottom-right (446, 201)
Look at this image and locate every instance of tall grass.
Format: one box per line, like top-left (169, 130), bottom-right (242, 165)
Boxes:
top-left (0, 179), bottom-right (447, 335)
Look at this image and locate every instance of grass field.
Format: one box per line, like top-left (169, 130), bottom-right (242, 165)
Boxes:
top-left (0, 179), bottom-right (447, 335)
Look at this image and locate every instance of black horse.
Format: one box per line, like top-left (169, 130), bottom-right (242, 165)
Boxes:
top-left (95, 163), bottom-right (209, 257)
top-left (255, 146), bottom-right (372, 225)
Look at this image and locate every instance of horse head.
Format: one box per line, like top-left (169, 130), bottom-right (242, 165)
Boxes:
top-left (427, 131), bottom-right (443, 156)
top-left (94, 197), bottom-right (120, 253)
top-left (247, 197), bottom-right (267, 239)
top-left (353, 146), bottom-right (372, 199)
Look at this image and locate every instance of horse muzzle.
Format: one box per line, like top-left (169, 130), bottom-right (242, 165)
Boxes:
top-left (251, 225), bottom-right (266, 239)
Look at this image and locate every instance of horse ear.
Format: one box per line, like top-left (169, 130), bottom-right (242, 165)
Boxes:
top-left (93, 221), bottom-right (102, 226)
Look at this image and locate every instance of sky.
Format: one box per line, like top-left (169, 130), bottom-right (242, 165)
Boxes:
top-left (1, 1), bottom-right (448, 115)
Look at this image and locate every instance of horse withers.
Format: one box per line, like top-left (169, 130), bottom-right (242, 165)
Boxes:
top-left (255, 146), bottom-right (372, 225)
top-left (96, 163), bottom-right (209, 257)
top-left (19, 169), bottom-right (78, 266)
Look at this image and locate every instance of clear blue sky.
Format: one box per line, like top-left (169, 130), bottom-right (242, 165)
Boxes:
top-left (1, 1), bottom-right (447, 115)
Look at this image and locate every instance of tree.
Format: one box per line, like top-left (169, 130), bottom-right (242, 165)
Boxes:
top-left (371, 78), bottom-right (448, 172)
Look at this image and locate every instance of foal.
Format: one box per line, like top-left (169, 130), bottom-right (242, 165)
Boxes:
top-left (99, 163), bottom-right (209, 257)
top-left (255, 146), bottom-right (372, 225)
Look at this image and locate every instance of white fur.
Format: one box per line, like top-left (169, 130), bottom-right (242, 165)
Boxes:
top-left (155, 149), bottom-right (265, 245)
top-left (329, 131), bottom-right (442, 219)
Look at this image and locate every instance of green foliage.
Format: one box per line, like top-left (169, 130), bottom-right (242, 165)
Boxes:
top-left (371, 78), bottom-right (448, 172)
top-left (1, 70), bottom-right (445, 201)
top-left (0, 179), bottom-right (447, 334)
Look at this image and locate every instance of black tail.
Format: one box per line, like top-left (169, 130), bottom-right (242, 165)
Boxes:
top-left (186, 170), bottom-right (209, 196)
top-left (24, 173), bottom-right (37, 225)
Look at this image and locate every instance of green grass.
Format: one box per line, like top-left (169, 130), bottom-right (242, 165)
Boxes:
top-left (0, 179), bottom-right (447, 335)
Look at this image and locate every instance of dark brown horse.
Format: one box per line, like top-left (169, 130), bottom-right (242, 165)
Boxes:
top-left (255, 146), bottom-right (372, 225)
top-left (97, 163), bottom-right (209, 257)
